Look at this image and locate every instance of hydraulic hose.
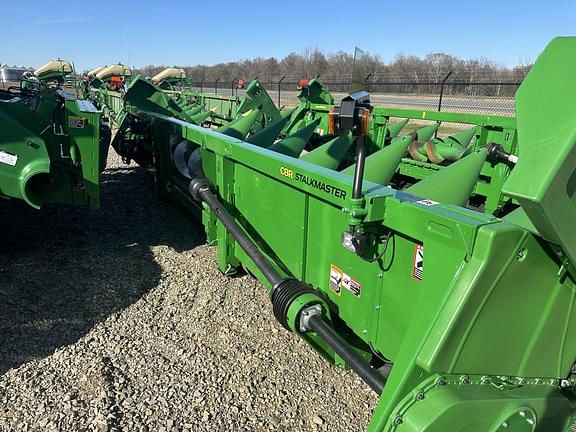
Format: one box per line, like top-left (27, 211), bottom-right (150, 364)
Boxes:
top-left (307, 313), bottom-right (386, 394)
top-left (190, 179), bottom-right (283, 287)
top-left (189, 178), bottom-right (387, 395)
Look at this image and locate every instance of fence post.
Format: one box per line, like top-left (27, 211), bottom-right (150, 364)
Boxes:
top-left (278, 75), bottom-right (285, 107)
top-left (231, 77), bottom-right (238, 97)
top-left (200, 78), bottom-right (205, 93)
top-left (215, 77), bottom-right (221, 94)
top-left (437, 70), bottom-right (453, 112)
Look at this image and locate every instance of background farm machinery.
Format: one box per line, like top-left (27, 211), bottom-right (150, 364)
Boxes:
top-left (107, 38), bottom-right (576, 431)
top-left (0, 60), bottom-right (109, 209)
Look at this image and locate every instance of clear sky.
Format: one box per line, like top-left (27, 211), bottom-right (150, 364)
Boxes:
top-left (3, 0), bottom-right (575, 71)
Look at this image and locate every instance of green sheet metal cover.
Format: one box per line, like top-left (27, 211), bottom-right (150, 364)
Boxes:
top-left (502, 37), bottom-right (576, 268)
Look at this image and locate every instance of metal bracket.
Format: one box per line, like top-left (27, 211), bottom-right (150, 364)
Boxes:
top-left (299, 304), bottom-right (322, 333)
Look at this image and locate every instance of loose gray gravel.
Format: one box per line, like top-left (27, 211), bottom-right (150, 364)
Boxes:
top-left (0, 152), bottom-right (377, 431)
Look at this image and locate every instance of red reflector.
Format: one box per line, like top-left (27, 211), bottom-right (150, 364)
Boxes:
top-left (297, 78), bottom-right (309, 90)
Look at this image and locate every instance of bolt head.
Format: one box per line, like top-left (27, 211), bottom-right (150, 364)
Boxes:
top-left (502, 421), bottom-right (509, 428)
top-left (393, 416), bottom-right (403, 425)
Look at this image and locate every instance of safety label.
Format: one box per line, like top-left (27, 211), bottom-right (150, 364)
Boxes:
top-left (330, 264), bottom-right (361, 297)
top-left (416, 199), bottom-right (438, 206)
top-left (0, 151), bottom-right (18, 167)
top-left (329, 264), bottom-right (342, 295)
top-left (342, 273), bottom-right (361, 296)
top-left (68, 116), bottom-right (86, 128)
top-left (413, 244), bottom-right (424, 280)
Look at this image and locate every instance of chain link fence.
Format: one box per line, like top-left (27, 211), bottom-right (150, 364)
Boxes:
top-left (187, 74), bottom-right (520, 117)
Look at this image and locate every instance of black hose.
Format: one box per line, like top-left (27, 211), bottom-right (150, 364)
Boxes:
top-left (307, 313), bottom-right (386, 394)
top-left (351, 135), bottom-right (367, 199)
top-left (191, 179), bottom-right (386, 395)
top-left (194, 182), bottom-right (283, 287)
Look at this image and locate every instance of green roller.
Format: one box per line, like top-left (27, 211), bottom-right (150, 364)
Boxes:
top-left (217, 108), bottom-right (261, 140)
top-left (246, 115), bottom-right (291, 148)
top-left (425, 127), bottom-right (476, 163)
top-left (386, 119), bottom-right (409, 139)
top-left (405, 148), bottom-right (488, 206)
top-left (300, 133), bottom-right (353, 169)
top-left (268, 118), bottom-right (320, 157)
top-left (342, 123), bottom-right (438, 186)
top-left (408, 123), bottom-right (441, 161)
top-left (190, 110), bottom-right (212, 125)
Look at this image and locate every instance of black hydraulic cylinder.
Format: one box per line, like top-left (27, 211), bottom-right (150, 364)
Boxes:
top-left (307, 313), bottom-right (386, 394)
top-left (194, 182), bottom-right (283, 287)
top-left (351, 135), bottom-right (367, 200)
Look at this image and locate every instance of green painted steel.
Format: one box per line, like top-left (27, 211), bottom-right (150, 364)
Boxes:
top-left (342, 134), bottom-right (414, 185)
top-left (217, 108), bottom-right (261, 140)
top-left (268, 118), bottom-right (320, 156)
top-left (405, 148), bottom-right (488, 206)
top-left (502, 37), bottom-right (576, 271)
top-left (300, 133), bottom-right (353, 169)
top-left (386, 119), bottom-right (409, 139)
top-left (245, 115), bottom-right (291, 147)
top-left (107, 37), bottom-right (576, 431)
top-left (0, 79), bottom-right (107, 209)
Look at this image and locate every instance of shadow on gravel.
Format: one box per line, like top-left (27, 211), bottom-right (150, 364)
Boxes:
top-left (0, 166), bottom-right (204, 375)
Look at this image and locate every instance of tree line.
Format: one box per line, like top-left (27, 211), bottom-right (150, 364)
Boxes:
top-left (135, 48), bottom-right (531, 85)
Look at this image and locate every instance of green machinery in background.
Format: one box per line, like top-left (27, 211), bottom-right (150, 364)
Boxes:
top-left (0, 60), bottom-right (110, 209)
top-left (110, 37), bottom-right (576, 431)
top-left (81, 63), bottom-right (133, 122)
top-left (84, 64), bottom-right (281, 133)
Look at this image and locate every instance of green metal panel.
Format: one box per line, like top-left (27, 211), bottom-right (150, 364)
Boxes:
top-left (104, 39), bottom-right (576, 430)
top-left (503, 37), bottom-right (576, 269)
top-left (0, 84), bottom-right (104, 209)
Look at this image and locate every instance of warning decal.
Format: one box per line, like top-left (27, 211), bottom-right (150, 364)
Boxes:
top-left (413, 244), bottom-right (424, 281)
top-left (0, 150), bottom-right (18, 167)
top-left (416, 199), bottom-right (438, 206)
top-left (342, 273), bottom-right (361, 297)
top-left (330, 264), bottom-right (342, 295)
top-left (329, 265), bottom-right (361, 297)
top-left (68, 116), bottom-right (86, 128)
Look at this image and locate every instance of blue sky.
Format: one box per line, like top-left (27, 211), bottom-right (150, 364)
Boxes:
top-left (3, 0), bottom-right (575, 71)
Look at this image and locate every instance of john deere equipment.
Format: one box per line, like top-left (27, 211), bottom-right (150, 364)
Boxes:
top-left (152, 67), bottom-right (187, 89)
top-left (82, 63), bottom-right (133, 122)
top-left (109, 38), bottom-right (575, 431)
top-left (0, 63), bottom-right (110, 209)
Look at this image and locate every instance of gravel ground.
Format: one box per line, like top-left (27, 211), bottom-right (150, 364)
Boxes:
top-left (0, 152), bottom-right (377, 431)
